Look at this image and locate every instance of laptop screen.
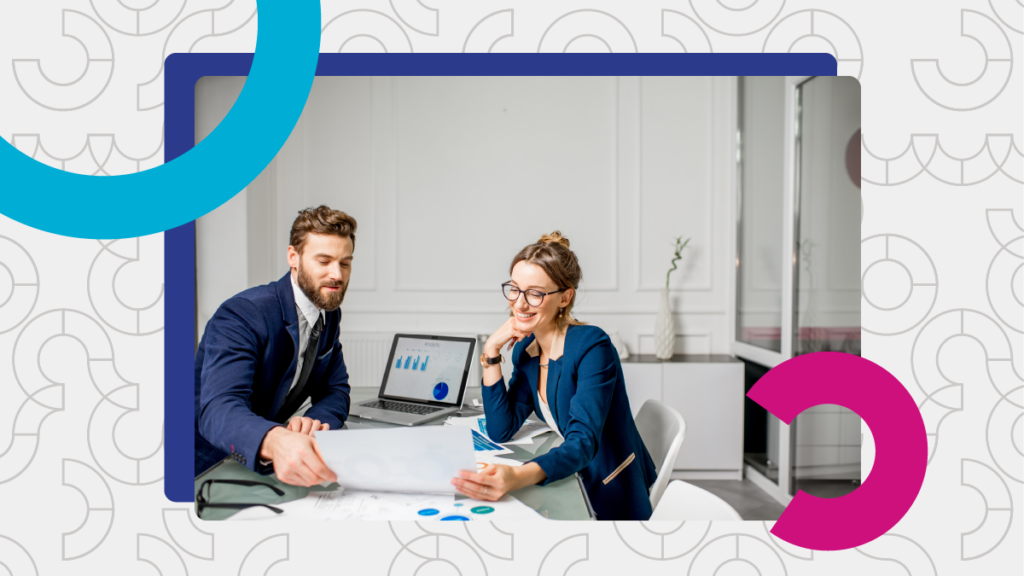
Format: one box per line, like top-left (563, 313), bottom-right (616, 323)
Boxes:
top-left (380, 335), bottom-right (474, 406)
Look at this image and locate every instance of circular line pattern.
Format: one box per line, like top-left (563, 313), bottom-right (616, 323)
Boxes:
top-left (763, 9), bottom-right (864, 78)
top-left (862, 234), bottom-right (938, 336)
top-left (862, 259), bottom-right (915, 311)
top-left (0, 236), bottom-right (40, 335)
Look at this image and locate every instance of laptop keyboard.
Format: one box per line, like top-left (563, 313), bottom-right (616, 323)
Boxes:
top-left (363, 400), bottom-right (443, 415)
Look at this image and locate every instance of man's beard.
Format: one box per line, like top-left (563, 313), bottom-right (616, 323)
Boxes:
top-left (297, 263), bottom-right (347, 311)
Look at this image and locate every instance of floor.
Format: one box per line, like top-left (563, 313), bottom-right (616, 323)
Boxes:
top-left (686, 479), bottom-right (787, 521)
top-left (794, 479), bottom-right (861, 499)
top-left (683, 478), bottom-right (861, 521)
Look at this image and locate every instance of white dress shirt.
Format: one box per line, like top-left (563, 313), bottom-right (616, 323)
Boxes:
top-left (537, 387), bottom-right (564, 439)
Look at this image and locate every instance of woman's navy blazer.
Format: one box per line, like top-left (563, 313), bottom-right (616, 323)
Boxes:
top-left (481, 324), bottom-right (658, 521)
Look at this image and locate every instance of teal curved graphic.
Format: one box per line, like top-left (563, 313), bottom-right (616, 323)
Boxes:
top-left (0, 1), bottom-right (320, 239)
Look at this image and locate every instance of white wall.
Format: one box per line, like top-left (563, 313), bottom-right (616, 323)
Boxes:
top-left (196, 76), bottom-right (737, 384)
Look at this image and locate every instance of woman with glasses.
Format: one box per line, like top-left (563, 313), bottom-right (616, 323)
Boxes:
top-left (450, 232), bottom-right (658, 520)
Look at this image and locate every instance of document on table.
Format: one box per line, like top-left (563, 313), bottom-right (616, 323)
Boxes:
top-left (314, 426), bottom-right (476, 494)
top-left (471, 429), bottom-right (513, 455)
top-left (445, 415), bottom-right (486, 428)
top-left (446, 415), bottom-right (552, 447)
top-left (225, 488), bottom-right (454, 521)
top-left (227, 488), bottom-right (545, 521)
top-left (475, 454), bottom-right (524, 469)
top-left (502, 420), bottom-right (553, 445)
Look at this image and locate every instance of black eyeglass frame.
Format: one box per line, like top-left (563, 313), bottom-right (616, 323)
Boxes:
top-left (195, 479), bottom-right (286, 518)
top-left (501, 282), bottom-right (566, 307)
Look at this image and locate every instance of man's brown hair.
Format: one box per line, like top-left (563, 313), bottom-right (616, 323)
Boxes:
top-left (289, 206), bottom-right (358, 254)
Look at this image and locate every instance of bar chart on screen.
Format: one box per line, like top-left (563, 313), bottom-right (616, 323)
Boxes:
top-left (395, 350), bottom-right (434, 371)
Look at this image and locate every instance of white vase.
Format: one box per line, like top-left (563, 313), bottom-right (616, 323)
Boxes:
top-left (607, 329), bottom-right (629, 360)
top-left (654, 287), bottom-right (675, 359)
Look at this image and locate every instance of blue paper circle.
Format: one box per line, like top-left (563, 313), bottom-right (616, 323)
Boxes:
top-left (417, 508), bottom-right (440, 516)
top-left (0, 1), bottom-right (320, 239)
top-left (440, 515), bottom-right (470, 521)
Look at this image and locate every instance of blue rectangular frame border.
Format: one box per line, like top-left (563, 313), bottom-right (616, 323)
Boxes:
top-left (164, 53), bottom-right (838, 503)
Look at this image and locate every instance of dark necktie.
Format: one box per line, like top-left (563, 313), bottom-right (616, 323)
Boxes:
top-left (274, 313), bottom-right (324, 422)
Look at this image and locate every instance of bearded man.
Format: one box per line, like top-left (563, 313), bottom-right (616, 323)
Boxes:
top-left (194, 206), bottom-right (356, 486)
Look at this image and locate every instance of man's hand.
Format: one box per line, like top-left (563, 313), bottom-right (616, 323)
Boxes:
top-left (258, 427), bottom-right (337, 487)
top-left (287, 416), bottom-right (330, 436)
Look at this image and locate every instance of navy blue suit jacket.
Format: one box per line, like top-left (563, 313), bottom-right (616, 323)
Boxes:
top-left (481, 324), bottom-right (657, 520)
top-left (194, 272), bottom-right (351, 476)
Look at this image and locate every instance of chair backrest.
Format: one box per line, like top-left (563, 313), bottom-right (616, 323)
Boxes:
top-left (650, 480), bottom-right (743, 521)
top-left (634, 399), bottom-right (686, 511)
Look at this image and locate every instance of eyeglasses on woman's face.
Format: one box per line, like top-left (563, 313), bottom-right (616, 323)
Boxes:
top-left (501, 282), bottom-right (565, 307)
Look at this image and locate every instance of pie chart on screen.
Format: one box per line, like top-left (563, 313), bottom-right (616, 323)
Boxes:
top-left (433, 382), bottom-right (449, 400)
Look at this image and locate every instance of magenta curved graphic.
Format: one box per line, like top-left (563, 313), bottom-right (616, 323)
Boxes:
top-left (747, 352), bottom-right (927, 550)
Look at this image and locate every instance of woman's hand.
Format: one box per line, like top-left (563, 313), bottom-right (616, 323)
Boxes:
top-left (451, 464), bottom-right (520, 501)
top-left (484, 317), bottom-right (532, 357)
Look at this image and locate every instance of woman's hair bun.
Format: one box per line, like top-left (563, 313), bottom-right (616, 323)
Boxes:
top-left (538, 230), bottom-right (570, 249)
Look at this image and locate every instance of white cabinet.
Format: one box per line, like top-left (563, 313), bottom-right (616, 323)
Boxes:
top-left (622, 355), bottom-right (744, 480)
top-left (663, 362), bottom-right (744, 475)
top-left (620, 363), bottom-right (662, 419)
top-left (793, 404), bottom-right (861, 479)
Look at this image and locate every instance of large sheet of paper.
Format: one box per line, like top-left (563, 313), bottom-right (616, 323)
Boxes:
top-left (314, 426), bottom-right (476, 494)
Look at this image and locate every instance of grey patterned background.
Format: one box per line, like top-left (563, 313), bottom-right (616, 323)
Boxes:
top-left (0, 0), bottom-right (1021, 574)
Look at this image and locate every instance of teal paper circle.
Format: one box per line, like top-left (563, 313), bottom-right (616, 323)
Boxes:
top-left (0, 1), bottom-right (319, 239)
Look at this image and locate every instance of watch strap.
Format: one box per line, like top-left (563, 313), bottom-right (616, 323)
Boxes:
top-left (481, 352), bottom-right (503, 366)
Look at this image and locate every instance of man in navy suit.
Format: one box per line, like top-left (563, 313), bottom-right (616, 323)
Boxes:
top-left (195, 206), bottom-right (356, 486)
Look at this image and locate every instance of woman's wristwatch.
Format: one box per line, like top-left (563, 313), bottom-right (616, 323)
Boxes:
top-left (480, 352), bottom-right (504, 368)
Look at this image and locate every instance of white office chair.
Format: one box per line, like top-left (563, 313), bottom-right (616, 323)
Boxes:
top-left (650, 480), bottom-right (743, 521)
top-left (634, 399), bottom-right (686, 511)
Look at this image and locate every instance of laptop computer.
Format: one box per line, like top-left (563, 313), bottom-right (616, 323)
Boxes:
top-left (349, 333), bottom-right (476, 426)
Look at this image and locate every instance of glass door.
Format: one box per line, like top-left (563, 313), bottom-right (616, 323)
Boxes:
top-left (732, 76), bottom-right (863, 503)
top-left (735, 77), bottom-right (787, 489)
top-left (736, 77), bottom-right (786, 357)
top-left (790, 76), bottom-right (862, 498)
